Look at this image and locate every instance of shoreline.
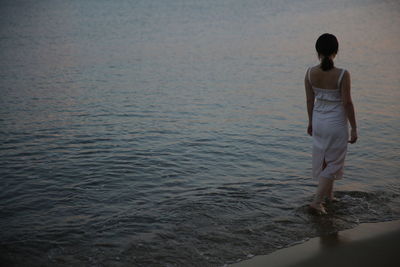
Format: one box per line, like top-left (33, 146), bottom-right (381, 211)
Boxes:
top-left (229, 219), bottom-right (400, 267)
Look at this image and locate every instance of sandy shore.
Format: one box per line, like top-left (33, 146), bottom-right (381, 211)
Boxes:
top-left (230, 219), bottom-right (400, 267)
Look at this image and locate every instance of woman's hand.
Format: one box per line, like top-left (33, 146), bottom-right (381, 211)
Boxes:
top-left (307, 124), bottom-right (313, 136)
top-left (349, 128), bottom-right (358, 144)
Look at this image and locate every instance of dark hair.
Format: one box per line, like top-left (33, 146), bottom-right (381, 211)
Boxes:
top-left (315, 33), bottom-right (339, 71)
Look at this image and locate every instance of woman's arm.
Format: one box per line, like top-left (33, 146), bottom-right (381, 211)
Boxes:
top-left (341, 70), bottom-right (358, 144)
top-left (304, 70), bottom-right (314, 136)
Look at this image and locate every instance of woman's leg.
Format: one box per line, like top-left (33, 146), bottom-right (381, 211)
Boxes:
top-left (320, 159), bottom-right (335, 201)
top-left (327, 180), bottom-right (334, 199)
top-left (310, 177), bottom-right (331, 213)
top-left (326, 180), bottom-right (339, 201)
top-left (322, 159), bottom-right (336, 201)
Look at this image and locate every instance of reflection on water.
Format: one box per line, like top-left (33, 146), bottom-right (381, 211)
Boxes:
top-left (0, 0), bottom-right (399, 266)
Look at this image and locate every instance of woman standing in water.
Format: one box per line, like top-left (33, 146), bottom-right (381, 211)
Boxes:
top-left (304, 33), bottom-right (358, 214)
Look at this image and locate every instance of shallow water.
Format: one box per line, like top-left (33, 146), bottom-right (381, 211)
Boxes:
top-left (0, 0), bottom-right (399, 266)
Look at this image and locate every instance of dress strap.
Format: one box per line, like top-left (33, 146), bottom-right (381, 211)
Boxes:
top-left (337, 69), bottom-right (346, 88)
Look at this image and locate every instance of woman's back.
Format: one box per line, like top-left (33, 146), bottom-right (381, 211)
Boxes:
top-left (308, 66), bottom-right (343, 89)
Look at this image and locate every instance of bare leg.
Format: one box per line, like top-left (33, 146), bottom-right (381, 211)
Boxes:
top-left (310, 159), bottom-right (328, 212)
top-left (327, 180), bottom-right (334, 199)
top-left (310, 177), bottom-right (331, 214)
top-left (310, 159), bottom-right (330, 214)
top-left (321, 160), bottom-right (336, 201)
top-left (326, 180), bottom-right (339, 201)
top-left (320, 159), bottom-right (334, 201)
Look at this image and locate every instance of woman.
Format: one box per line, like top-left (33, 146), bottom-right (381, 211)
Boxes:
top-left (304, 33), bottom-right (358, 215)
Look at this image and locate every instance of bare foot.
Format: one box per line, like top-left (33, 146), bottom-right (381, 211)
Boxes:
top-left (309, 203), bottom-right (327, 215)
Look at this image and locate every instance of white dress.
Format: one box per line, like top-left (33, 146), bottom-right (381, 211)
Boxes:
top-left (308, 68), bottom-right (348, 180)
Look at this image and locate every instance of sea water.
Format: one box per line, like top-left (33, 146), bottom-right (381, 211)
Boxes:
top-left (1, 0), bottom-right (399, 266)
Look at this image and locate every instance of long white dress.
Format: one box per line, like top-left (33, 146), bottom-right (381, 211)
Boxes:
top-left (308, 68), bottom-right (348, 180)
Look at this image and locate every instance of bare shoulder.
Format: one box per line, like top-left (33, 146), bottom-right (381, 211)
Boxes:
top-left (308, 65), bottom-right (319, 73)
top-left (342, 68), bottom-right (350, 75)
top-left (305, 66), bottom-right (314, 75)
top-left (304, 66), bottom-right (314, 81)
top-left (306, 65), bottom-right (319, 79)
top-left (340, 68), bottom-right (351, 93)
top-left (342, 69), bottom-right (351, 80)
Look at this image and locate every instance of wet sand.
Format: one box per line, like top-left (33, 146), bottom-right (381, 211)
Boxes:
top-left (230, 219), bottom-right (400, 267)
